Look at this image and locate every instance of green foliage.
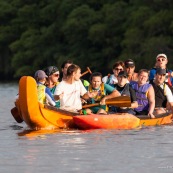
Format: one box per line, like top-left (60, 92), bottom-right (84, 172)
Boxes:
top-left (0, 0), bottom-right (173, 80)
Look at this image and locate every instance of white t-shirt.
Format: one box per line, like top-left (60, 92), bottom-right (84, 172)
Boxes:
top-left (54, 80), bottom-right (87, 110)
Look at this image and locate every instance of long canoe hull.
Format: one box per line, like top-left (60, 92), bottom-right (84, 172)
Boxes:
top-left (12, 76), bottom-right (172, 130)
top-left (16, 76), bottom-right (75, 129)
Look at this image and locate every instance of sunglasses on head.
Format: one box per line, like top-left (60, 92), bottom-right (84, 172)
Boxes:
top-left (115, 68), bottom-right (123, 71)
top-left (157, 58), bottom-right (166, 62)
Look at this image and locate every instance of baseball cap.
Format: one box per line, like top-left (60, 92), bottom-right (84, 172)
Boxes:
top-left (118, 71), bottom-right (128, 78)
top-left (124, 59), bottom-right (135, 68)
top-left (156, 68), bottom-right (166, 75)
top-left (156, 53), bottom-right (167, 60)
top-left (34, 70), bottom-right (48, 80)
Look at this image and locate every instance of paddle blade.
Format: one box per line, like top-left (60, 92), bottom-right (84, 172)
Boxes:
top-left (11, 107), bottom-right (23, 123)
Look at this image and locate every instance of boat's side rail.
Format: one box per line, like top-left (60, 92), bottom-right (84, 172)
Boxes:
top-left (44, 105), bottom-right (79, 116)
top-left (136, 112), bottom-right (171, 120)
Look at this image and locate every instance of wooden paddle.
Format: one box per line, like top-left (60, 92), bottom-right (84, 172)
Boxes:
top-left (11, 107), bottom-right (23, 123)
top-left (82, 96), bottom-right (131, 109)
top-left (81, 67), bottom-right (92, 77)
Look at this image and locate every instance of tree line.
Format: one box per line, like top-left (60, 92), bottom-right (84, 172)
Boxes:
top-left (0, 0), bottom-right (173, 80)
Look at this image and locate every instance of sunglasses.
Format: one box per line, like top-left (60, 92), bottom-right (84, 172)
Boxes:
top-left (157, 58), bottom-right (166, 62)
top-left (53, 73), bottom-right (59, 77)
top-left (115, 68), bottom-right (123, 71)
top-left (46, 66), bottom-right (59, 76)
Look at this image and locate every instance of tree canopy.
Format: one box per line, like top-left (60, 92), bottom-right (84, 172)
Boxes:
top-left (0, 0), bottom-right (173, 80)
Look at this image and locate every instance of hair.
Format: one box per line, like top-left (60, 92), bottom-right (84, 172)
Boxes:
top-left (61, 60), bottom-right (73, 69)
top-left (112, 61), bottom-right (125, 69)
top-left (138, 69), bottom-right (149, 76)
top-left (89, 72), bottom-right (102, 82)
top-left (67, 64), bottom-right (80, 77)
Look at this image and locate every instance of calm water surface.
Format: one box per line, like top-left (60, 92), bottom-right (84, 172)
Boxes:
top-left (0, 83), bottom-right (173, 173)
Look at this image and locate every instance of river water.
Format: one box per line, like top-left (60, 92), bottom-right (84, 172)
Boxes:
top-left (0, 82), bottom-right (173, 173)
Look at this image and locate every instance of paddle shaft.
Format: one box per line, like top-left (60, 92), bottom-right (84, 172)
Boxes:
top-left (82, 96), bottom-right (131, 109)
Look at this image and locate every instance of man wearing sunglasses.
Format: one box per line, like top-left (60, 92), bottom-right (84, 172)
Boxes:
top-left (149, 53), bottom-right (173, 89)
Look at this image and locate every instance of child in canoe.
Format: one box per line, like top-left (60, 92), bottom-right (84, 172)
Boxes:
top-left (34, 70), bottom-right (56, 106)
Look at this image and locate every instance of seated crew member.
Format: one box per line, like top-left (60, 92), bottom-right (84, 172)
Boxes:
top-left (150, 68), bottom-right (173, 116)
top-left (130, 69), bottom-right (155, 118)
top-left (85, 72), bottom-right (121, 114)
top-left (102, 61), bottom-right (125, 86)
top-left (54, 64), bottom-right (97, 112)
top-left (124, 59), bottom-right (138, 82)
top-left (34, 70), bottom-right (56, 106)
top-left (45, 66), bottom-right (60, 107)
top-left (111, 71), bottom-right (138, 115)
top-left (149, 53), bottom-right (173, 89)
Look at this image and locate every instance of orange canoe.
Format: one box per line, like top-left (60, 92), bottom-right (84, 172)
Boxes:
top-left (11, 76), bottom-right (172, 130)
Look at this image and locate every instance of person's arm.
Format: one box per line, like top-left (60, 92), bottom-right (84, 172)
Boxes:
top-left (169, 102), bottom-right (173, 113)
top-left (45, 87), bottom-right (56, 106)
top-left (147, 85), bottom-right (155, 118)
top-left (45, 87), bottom-right (55, 101)
top-left (129, 86), bottom-right (138, 109)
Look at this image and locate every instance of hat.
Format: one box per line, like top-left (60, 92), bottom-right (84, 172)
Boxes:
top-left (118, 71), bottom-right (128, 78)
top-left (156, 68), bottom-right (166, 75)
top-left (34, 70), bottom-right (48, 80)
top-left (45, 66), bottom-right (59, 76)
top-left (124, 59), bottom-right (135, 67)
top-left (156, 53), bottom-right (167, 60)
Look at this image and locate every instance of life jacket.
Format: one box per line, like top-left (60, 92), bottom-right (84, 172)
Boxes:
top-left (131, 82), bottom-right (151, 112)
top-left (114, 83), bottom-right (130, 97)
top-left (37, 84), bottom-right (46, 104)
top-left (88, 83), bottom-right (105, 102)
top-left (150, 81), bottom-right (167, 108)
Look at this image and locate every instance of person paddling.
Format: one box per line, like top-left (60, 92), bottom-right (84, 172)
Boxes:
top-left (54, 64), bottom-right (97, 112)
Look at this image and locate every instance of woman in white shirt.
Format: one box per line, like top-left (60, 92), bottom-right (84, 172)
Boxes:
top-left (54, 64), bottom-right (96, 112)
